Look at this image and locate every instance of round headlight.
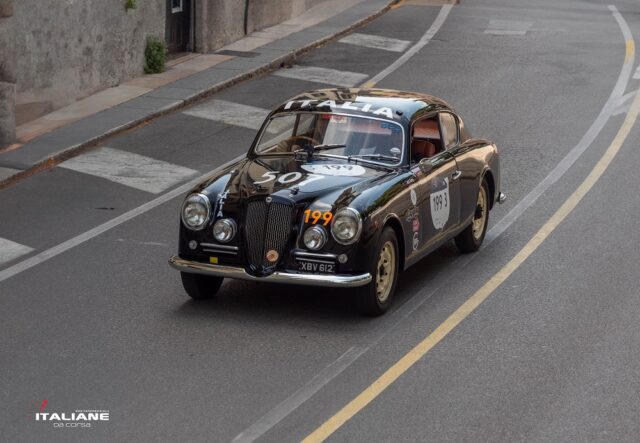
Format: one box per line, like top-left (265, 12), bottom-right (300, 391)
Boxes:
top-left (303, 226), bottom-right (327, 251)
top-left (181, 193), bottom-right (211, 231)
top-left (331, 207), bottom-right (362, 245)
top-left (213, 218), bottom-right (237, 243)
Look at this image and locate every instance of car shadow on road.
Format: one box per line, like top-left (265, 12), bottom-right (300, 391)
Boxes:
top-left (171, 241), bottom-right (461, 325)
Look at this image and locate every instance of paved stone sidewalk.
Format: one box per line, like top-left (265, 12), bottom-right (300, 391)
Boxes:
top-left (0, 0), bottom-right (392, 188)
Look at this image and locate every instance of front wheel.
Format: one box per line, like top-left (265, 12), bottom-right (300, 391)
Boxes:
top-left (181, 272), bottom-right (223, 300)
top-left (455, 179), bottom-right (489, 253)
top-left (355, 227), bottom-right (399, 316)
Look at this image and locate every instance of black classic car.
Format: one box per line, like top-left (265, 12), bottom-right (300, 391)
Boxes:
top-left (169, 89), bottom-right (505, 315)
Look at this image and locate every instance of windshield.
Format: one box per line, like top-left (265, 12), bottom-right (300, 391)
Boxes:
top-left (254, 112), bottom-right (405, 165)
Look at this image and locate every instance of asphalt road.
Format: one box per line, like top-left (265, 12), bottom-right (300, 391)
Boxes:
top-left (2, 0), bottom-right (640, 441)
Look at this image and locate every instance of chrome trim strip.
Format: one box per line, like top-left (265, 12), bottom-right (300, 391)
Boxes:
top-left (294, 251), bottom-right (338, 260)
top-left (497, 192), bottom-right (507, 204)
top-left (169, 256), bottom-right (371, 288)
top-left (202, 249), bottom-right (238, 255)
top-left (200, 243), bottom-right (239, 251)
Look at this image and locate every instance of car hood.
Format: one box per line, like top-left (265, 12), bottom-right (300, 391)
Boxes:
top-left (197, 156), bottom-right (395, 209)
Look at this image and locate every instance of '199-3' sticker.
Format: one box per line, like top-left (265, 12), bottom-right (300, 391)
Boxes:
top-left (430, 177), bottom-right (450, 230)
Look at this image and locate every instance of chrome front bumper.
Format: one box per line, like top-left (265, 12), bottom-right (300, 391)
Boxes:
top-left (169, 256), bottom-right (372, 288)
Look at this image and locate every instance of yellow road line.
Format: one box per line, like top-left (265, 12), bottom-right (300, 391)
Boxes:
top-left (360, 80), bottom-right (377, 89)
top-left (303, 64), bottom-right (640, 443)
top-left (626, 39), bottom-right (635, 63)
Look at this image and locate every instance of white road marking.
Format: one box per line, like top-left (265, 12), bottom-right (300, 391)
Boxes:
top-left (361, 5), bottom-right (453, 88)
top-left (59, 147), bottom-right (199, 194)
top-left (115, 238), bottom-right (168, 247)
top-left (339, 33), bottom-right (411, 52)
top-left (0, 166), bottom-right (20, 182)
top-left (633, 65), bottom-right (640, 79)
top-left (0, 5), bottom-right (634, 441)
top-left (183, 99), bottom-right (270, 130)
top-left (233, 6), bottom-right (636, 442)
top-left (484, 19), bottom-right (532, 36)
top-left (0, 154), bottom-right (244, 284)
top-left (0, 238), bottom-right (34, 266)
top-left (612, 88), bottom-right (637, 115)
top-left (486, 4), bottom-right (635, 243)
top-left (231, 346), bottom-right (368, 443)
top-left (273, 65), bottom-right (369, 88)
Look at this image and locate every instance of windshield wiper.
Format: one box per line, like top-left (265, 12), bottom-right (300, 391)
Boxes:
top-left (348, 154), bottom-right (399, 163)
top-left (312, 143), bottom-right (346, 151)
top-left (294, 143), bottom-right (346, 159)
top-left (344, 156), bottom-right (395, 171)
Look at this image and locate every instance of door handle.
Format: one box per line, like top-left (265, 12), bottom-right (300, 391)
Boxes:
top-left (451, 170), bottom-right (462, 181)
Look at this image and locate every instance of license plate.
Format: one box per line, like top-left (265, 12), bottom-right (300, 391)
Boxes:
top-left (299, 261), bottom-right (335, 273)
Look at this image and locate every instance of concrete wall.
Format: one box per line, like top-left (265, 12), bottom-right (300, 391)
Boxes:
top-left (195, 0), bottom-right (325, 53)
top-left (247, 0), bottom-right (318, 34)
top-left (195, 0), bottom-right (246, 53)
top-left (13, 0), bottom-right (165, 124)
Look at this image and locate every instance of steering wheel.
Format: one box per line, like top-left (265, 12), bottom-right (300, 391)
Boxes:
top-left (288, 135), bottom-right (320, 149)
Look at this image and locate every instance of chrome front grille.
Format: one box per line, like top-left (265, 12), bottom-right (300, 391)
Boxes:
top-left (244, 199), bottom-right (294, 273)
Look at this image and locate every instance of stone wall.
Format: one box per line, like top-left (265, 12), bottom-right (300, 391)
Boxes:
top-left (0, 0), bottom-right (15, 146)
top-left (13, 0), bottom-right (165, 124)
top-left (1, 0), bottom-right (329, 146)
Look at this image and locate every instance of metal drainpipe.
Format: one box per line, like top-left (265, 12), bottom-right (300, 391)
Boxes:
top-left (243, 0), bottom-right (250, 35)
top-left (190, 0), bottom-right (196, 52)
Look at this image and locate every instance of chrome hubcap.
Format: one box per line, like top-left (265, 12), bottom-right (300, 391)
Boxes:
top-left (472, 186), bottom-right (487, 240)
top-left (375, 241), bottom-right (396, 303)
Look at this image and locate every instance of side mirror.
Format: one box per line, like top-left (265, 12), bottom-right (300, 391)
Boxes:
top-left (418, 158), bottom-right (434, 174)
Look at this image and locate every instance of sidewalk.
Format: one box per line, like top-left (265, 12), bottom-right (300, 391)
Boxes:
top-left (0, 0), bottom-right (393, 188)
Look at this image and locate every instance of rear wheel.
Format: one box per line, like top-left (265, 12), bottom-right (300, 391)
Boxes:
top-left (455, 179), bottom-right (489, 253)
top-left (181, 272), bottom-right (223, 300)
top-left (355, 227), bottom-right (399, 316)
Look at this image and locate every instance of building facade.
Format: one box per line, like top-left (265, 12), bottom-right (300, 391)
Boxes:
top-left (0, 0), bottom-right (326, 148)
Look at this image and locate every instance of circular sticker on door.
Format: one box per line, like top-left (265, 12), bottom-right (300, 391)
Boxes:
top-left (301, 164), bottom-right (367, 176)
top-left (430, 177), bottom-right (450, 230)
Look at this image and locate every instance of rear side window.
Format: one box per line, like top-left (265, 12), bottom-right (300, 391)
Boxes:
top-left (439, 113), bottom-right (458, 149)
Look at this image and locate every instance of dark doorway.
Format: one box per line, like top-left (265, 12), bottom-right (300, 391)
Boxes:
top-left (166, 0), bottom-right (192, 53)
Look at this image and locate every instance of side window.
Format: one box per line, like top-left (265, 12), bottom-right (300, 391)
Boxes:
top-left (439, 113), bottom-right (459, 149)
top-left (410, 118), bottom-right (441, 163)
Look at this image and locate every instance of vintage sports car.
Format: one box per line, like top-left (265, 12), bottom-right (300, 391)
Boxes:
top-left (169, 88), bottom-right (505, 315)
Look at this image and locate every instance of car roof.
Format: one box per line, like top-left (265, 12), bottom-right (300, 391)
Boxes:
top-left (272, 88), bottom-right (455, 124)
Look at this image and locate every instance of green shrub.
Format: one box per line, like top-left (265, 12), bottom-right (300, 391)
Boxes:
top-left (125, 0), bottom-right (137, 10)
top-left (144, 37), bottom-right (167, 74)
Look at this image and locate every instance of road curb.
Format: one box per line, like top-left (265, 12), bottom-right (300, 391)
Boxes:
top-left (0, 1), bottom-right (396, 191)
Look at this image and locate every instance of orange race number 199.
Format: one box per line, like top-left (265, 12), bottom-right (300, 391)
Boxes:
top-left (304, 209), bottom-right (333, 226)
